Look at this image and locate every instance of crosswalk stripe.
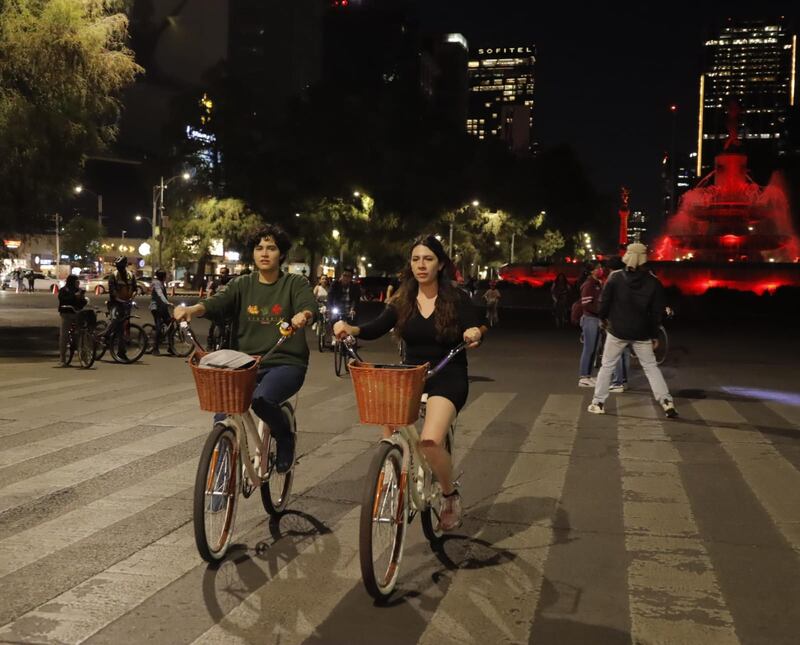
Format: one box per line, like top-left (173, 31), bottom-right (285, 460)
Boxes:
top-left (418, 394), bottom-right (581, 644)
top-left (191, 507), bottom-right (363, 645)
top-left (0, 458), bottom-right (197, 578)
top-left (766, 400), bottom-right (800, 432)
top-left (1, 378), bottom-right (85, 398)
top-left (692, 399), bottom-right (800, 553)
top-left (0, 411), bottom-right (209, 515)
top-left (0, 392), bottom-right (383, 642)
top-left (617, 400), bottom-right (740, 644)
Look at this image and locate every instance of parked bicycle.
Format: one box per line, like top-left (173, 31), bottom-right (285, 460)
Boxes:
top-left (340, 337), bottom-right (465, 601)
top-left (61, 305), bottom-right (97, 369)
top-left (142, 304), bottom-right (194, 357)
top-left (182, 321), bottom-right (299, 563)
top-left (92, 300), bottom-right (147, 363)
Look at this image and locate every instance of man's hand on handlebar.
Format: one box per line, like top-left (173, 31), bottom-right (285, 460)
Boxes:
top-left (174, 303), bottom-right (204, 322)
top-left (463, 326), bottom-right (482, 349)
top-left (290, 311), bottom-right (312, 329)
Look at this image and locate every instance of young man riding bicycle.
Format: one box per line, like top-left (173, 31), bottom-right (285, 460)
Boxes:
top-left (175, 224), bottom-right (318, 473)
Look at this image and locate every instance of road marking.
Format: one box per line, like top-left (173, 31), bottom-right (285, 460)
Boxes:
top-left (0, 458), bottom-right (198, 577)
top-left (618, 400), bottom-right (740, 644)
top-left (0, 417), bottom-right (208, 515)
top-left (418, 394), bottom-right (581, 644)
top-left (693, 399), bottom-right (800, 553)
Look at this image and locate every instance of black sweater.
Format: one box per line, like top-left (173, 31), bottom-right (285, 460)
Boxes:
top-left (358, 292), bottom-right (480, 368)
top-left (58, 287), bottom-right (87, 314)
top-left (599, 269), bottom-right (665, 341)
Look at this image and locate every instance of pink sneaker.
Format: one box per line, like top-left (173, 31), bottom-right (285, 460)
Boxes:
top-left (438, 490), bottom-right (463, 531)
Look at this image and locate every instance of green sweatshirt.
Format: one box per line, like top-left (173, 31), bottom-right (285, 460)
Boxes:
top-left (202, 272), bottom-right (318, 368)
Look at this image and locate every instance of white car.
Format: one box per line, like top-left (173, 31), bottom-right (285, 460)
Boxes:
top-left (1, 271), bottom-right (61, 292)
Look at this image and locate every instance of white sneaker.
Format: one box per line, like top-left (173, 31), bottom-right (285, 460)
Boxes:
top-left (578, 377), bottom-right (596, 388)
top-left (661, 399), bottom-right (678, 418)
top-left (438, 491), bottom-right (463, 531)
top-left (609, 383), bottom-right (626, 393)
top-left (587, 401), bottom-right (605, 414)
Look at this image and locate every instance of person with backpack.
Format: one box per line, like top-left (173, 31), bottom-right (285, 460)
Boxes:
top-left (577, 262), bottom-right (604, 387)
top-left (588, 243), bottom-right (677, 418)
top-left (149, 269), bottom-right (171, 355)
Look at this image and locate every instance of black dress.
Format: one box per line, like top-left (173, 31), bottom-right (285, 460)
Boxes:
top-left (357, 291), bottom-right (480, 412)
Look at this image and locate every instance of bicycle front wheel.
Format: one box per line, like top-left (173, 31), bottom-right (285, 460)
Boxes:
top-left (141, 323), bottom-right (156, 354)
top-left (359, 442), bottom-right (407, 601)
top-left (334, 341), bottom-right (345, 377)
top-left (260, 406), bottom-right (296, 516)
top-left (655, 326), bottom-right (668, 365)
top-left (169, 323), bottom-right (194, 357)
top-left (317, 323), bottom-right (325, 353)
top-left (110, 323), bottom-right (147, 363)
top-left (194, 424), bottom-right (240, 563)
top-left (78, 328), bottom-right (96, 369)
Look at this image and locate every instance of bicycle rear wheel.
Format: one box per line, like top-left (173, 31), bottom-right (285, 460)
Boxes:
top-left (194, 424), bottom-right (240, 563)
top-left (421, 432), bottom-right (453, 544)
top-left (110, 323), bottom-right (147, 363)
top-left (359, 442), bottom-right (407, 601)
top-left (78, 327), bottom-right (96, 368)
top-left (655, 326), bottom-right (668, 365)
top-left (65, 330), bottom-right (76, 366)
top-left (169, 323), bottom-right (194, 357)
top-left (93, 320), bottom-right (109, 361)
top-left (260, 405), bottom-right (296, 516)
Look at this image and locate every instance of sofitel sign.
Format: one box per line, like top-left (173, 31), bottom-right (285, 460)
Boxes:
top-left (478, 46), bottom-right (534, 55)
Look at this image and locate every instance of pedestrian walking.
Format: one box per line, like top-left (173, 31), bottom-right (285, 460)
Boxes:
top-left (15, 269), bottom-right (24, 293)
top-left (26, 270), bottom-right (35, 293)
top-left (588, 243), bottom-right (677, 417)
top-left (577, 262), bottom-right (603, 387)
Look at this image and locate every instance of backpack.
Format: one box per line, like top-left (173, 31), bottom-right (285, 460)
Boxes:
top-left (570, 300), bottom-right (583, 326)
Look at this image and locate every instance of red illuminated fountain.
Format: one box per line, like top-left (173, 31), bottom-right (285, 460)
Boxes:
top-left (650, 103), bottom-right (800, 293)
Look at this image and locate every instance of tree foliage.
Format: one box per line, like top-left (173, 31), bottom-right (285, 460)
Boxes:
top-left (0, 0), bottom-right (141, 233)
top-left (61, 216), bottom-right (103, 260)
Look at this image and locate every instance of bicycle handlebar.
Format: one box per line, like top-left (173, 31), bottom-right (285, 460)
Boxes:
top-left (179, 320), bottom-right (296, 360)
top-left (339, 336), bottom-right (467, 380)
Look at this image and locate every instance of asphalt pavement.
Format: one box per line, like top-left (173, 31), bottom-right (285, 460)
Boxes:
top-left (0, 291), bottom-right (799, 644)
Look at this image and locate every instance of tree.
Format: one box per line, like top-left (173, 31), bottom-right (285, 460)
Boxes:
top-left (0, 0), bottom-right (141, 233)
top-left (61, 216), bottom-right (103, 262)
top-left (162, 197), bottom-right (262, 286)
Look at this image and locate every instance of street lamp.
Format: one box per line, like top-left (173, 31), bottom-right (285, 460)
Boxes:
top-left (135, 214), bottom-right (156, 273)
top-left (73, 185), bottom-right (104, 228)
top-left (153, 172), bottom-right (191, 270)
top-left (449, 200), bottom-right (480, 257)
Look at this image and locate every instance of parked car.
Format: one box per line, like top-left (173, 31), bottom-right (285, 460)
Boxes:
top-left (86, 274), bottom-right (112, 295)
top-left (136, 276), bottom-right (153, 295)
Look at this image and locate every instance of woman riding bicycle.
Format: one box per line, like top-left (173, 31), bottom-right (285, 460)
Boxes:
top-left (175, 224), bottom-right (318, 473)
top-left (334, 235), bottom-right (484, 530)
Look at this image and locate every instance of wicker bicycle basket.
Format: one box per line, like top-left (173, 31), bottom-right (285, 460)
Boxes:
top-left (349, 361), bottom-right (428, 426)
top-left (189, 350), bottom-right (261, 414)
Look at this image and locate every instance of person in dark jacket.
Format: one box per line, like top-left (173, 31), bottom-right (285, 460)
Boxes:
top-left (57, 275), bottom-right (87, 366)
top-left (588, 243), bottom-right (677, 418)
top-left (327, 268), bottom-right (361, 323)
top-left (577, 262), bottom-right (604, 387)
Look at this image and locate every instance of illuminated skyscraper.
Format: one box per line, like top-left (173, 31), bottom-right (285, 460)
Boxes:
top-left (467, 45), bottom-right (536, 156)
top-left (697, 18), bottom-right (797, 176)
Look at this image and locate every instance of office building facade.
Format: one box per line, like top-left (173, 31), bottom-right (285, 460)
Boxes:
top-left (697, 18), bottom-right (796, 176)
top-left (467, 45), bottom-right (536, 156)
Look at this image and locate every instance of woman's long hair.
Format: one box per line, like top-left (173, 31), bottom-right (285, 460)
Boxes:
top-left (389, 235), bottom-right (461, 343)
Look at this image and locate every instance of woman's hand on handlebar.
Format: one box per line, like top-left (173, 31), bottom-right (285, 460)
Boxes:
top-left (464, 326), bottom-right (482, 349)
top-left (333, 320), bottom-right (357, 339)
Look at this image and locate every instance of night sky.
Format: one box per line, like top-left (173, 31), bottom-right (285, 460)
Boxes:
top-left (416, 0), bottom-right (798, 217)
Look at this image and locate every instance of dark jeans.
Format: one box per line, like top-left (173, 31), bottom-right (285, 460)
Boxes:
top-left (110, 303), bottom-right (132, 355)
top-left (151, 306), bottom-right (169, 350)
top-left (214, 364), bottom-right (306, 441)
